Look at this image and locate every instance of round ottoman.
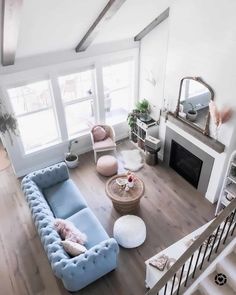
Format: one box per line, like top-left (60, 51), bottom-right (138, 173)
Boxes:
top-left (96, 155), bottom-right (118, 176)
top-left (113, 215), bottom-right (146, 248)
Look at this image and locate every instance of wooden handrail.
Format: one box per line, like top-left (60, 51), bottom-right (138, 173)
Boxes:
top-left (147, 198), bottom-right (236, 295)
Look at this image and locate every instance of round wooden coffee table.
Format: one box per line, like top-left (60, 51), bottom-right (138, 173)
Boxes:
top-left (105, 174), bottom-right (145, 214)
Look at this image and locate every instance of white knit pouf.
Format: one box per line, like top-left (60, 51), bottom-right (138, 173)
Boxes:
top-left (113, 215), bottom-right (146, 248)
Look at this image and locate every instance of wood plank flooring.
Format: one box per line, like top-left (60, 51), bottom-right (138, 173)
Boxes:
top-left (0, 140), bottom-right (215, 295)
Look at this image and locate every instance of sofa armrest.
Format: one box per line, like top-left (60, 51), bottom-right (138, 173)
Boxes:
top-left (51, 238), bottom-right (119, 292)
top-left (22, 162), bottom-right (69, 190)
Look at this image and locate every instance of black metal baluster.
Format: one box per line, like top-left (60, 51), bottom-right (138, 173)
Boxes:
top-left (192, 245), bottom-right (203, 278)
top-left (200, 235), bottom-right (211, 270)
top-left (223, 209), bottom-right (236, 244)
top-left (215, 217), bottom-right (229, 253)
top-left (176, 264), bottom-right (185, 295)
top-left (184, 254), bottom-right (194, 287)
top-left (231, 221), bottom-right (236, 236)
top-left (170, 273), bottom-right (176, 295)
top-left (163, 282), bottom-right (167, 295)
top-left (208, 225), bottom-right (220, 262)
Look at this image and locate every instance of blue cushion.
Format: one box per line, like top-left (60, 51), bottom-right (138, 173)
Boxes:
top-left (43, 179), bottom-right (87, 219)
top-left (68, 208), bottom-right (109, 249)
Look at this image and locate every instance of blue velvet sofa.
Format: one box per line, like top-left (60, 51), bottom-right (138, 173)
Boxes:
top-left (21, 162), bottom-right (119, 292)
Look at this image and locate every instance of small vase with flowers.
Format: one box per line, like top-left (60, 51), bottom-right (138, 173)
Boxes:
top-left (127, 172), bottom-right (136, 188)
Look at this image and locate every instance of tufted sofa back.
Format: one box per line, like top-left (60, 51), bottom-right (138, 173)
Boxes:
top-left (21, 163), bottom-right (70, 263)
top-left (25, 162), bottom-right (69, 190)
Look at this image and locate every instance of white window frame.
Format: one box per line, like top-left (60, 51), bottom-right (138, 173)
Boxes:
top-left (6, 78), bottom-right (62, 154)
top-left (101, 57), bottom-right (136, 125)
top-left (58, 67), bottom-right (97, 138)
top-left (0, 48), bottom-right (139, 160)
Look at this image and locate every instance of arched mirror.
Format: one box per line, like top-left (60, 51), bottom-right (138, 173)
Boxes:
top-left (175, 77), bottom-right (214, 135)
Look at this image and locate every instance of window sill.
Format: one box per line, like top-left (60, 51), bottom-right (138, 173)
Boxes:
top-left (21, 121), bottom-right (128, 158)
top-left (22, 130), bottom-right (91, 158)
top-left (22, 139), bottom-right (63, 157)
top-left (69, 129), bottom-right (90, 140)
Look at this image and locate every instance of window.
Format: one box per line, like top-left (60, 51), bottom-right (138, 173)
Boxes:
top-left (180, 79), bottom-right (209, 101)
top-left (59, 69), bottom-right (95, 137)
top-left (8, 80), bottom-right (60, 153)
top-left (102, 60), bottom-right (135, 125)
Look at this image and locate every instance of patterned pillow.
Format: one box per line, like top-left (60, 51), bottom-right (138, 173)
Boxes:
top-left (54, 218), bottom-right (87, 245)
top-left (92, 126), bottom-right (106, 142)
top-left (61, 240), bottom-right (87, 257)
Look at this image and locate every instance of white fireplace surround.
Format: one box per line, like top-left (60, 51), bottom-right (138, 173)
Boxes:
top-left (164, 120), bottom-right (227, 204)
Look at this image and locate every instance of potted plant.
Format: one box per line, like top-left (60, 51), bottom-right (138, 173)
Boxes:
top-left (230, 166), bottom-right (236, 178)
top-left (65, 139), bottom-right (79, 168)
top-left (127, 109), bottom-right (140, 143)
top-left (136, 99), bottom-right (151, 122)
top-left (187, 103), bottom-right (198, 122)
top-left (0, 101), bottom-right (18, 144)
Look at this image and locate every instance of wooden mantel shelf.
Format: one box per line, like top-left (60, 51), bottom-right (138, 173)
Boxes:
top-left (167, 113), bottom-right (225, 154)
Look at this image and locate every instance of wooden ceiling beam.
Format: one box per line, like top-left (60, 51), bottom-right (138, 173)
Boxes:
top-left (134, 7), bottom-right (169, 41)
top-left (1, 0), bottom-right (23, 66)
top-left (75, 0), bottom-right (127, 52)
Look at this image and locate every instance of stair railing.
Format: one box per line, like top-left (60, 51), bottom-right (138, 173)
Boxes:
top-left (146, 198), bottom-right (236, 295)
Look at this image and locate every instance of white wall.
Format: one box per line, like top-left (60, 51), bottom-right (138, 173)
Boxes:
top-left (0, 47), bottom-right (139, 177)
top-left (164, 0), bottom-right (236, 202)
top-left (0, 39), bottom-right (139, 75)
top-left (139, 0), bottom-right (236, 203)
top-left (139, 16), bottom-right (170, 159)
top-left (165, 0), bottom-right (236, 147)
top-left (139, 18), bottom-right (169, 121)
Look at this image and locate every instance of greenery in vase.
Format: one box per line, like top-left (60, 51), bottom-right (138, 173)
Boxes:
top-left (188, 103), bottom-right (197, 114)
top-left (66, 139), bottom-right (78, 161)
top-left (136, 99), bottom-right (150, 114)
top-left (230, 166), bottom-right (236, 177)
top-left (127, 109), bottom-right (140, 130)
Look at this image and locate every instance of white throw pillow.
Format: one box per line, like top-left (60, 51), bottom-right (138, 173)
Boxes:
top-left (61, 240), bottom-right (87, 257)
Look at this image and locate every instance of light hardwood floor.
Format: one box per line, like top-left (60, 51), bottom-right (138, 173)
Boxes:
top-left (0, 140), bottom-right (215, 295)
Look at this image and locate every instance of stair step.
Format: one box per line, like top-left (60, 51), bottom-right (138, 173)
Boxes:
top-left (217, 251), bottom-right (236, 291)
top-left (199, 271), bottom-right (235, 295)
top-left (191, 289), bottom-right (203, 295)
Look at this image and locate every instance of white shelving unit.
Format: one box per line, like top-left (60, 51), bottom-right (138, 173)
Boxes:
top-left (215, 150), bottom-right (236, 215)
top-left (130, 118), bottom-right (159, 151)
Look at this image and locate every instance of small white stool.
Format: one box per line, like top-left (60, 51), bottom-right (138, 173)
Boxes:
top-left (113, 215), bottom-right (146, 248)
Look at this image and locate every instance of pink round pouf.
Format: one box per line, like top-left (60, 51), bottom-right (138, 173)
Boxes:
top-left (96, 155), bottom-right (118, 176)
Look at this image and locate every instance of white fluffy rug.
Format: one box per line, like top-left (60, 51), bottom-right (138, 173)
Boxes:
top-left (121, 149), bottom-right (144, 171)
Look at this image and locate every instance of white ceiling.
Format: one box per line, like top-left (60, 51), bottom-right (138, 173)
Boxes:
top-left (16, 0), bottom-right (170, 59)
top-left (93, 0), bottom-right (170, 44)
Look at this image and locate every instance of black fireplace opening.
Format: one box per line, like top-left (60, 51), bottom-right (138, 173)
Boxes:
top-left (169, 140), bottom-right (203, 188)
